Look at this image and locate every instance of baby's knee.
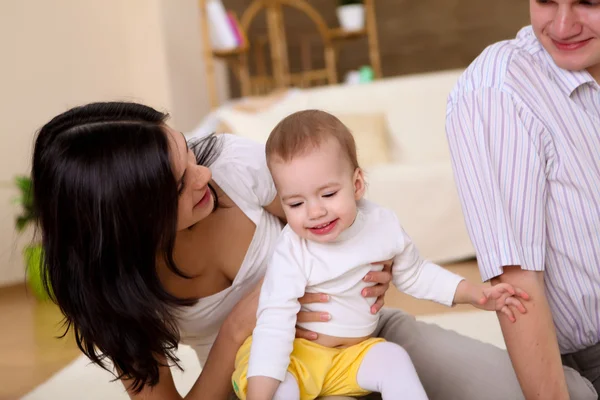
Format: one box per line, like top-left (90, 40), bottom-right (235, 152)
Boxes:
top-left (367, 341), bottom-right (416, 372)
top-left (376, 341), bottom-right (411, 363)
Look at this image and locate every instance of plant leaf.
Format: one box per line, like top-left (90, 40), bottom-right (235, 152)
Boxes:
top-left (15, 216), bottom-right (29, 232)
top-left (12, 175), bottom-right (35, 231)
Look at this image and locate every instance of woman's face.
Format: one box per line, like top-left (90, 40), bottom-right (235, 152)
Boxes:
top-left (166, 127), bottom-right (214, 230)
top-left (530, 0), bottom-right (600, 81)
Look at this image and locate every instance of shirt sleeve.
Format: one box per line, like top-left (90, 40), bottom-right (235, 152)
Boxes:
top-left (446, 88), bottom-right (548, 281)
top-left (247, 233), bottom-right (308, 381)
top-left (209, 134), bottom-right (277, 222)
top-left (392, 222), bottom-right (464, 307)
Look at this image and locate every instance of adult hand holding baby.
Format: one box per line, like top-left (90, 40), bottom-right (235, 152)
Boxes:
top-left (295, 260), bottom-right (393, 340)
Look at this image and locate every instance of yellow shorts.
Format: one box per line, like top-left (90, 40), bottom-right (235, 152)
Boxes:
top-left (232, 336), bottom-right (385, 400)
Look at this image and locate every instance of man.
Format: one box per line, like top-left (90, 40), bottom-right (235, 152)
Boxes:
top-left (446, 1), bottom-right (600, 399)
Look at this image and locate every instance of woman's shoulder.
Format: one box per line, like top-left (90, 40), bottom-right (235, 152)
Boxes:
top-left (187, 132), bottom-right (265, 166)
top-left (199, 133), bottom-right (266, 181)
top-left (209, 134), bottom-right (277, 215)
top-left (212, 133), bottom-right (264, 165)
top-left (219, 132), bottom-right (263, 150)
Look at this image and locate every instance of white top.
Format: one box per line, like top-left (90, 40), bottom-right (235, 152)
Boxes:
top-left (446, 26), bottom-right (600, 353)
top-left (248, 200), bottom-right (464, 381)
top-left (175, 134), bottom-right (283, 365)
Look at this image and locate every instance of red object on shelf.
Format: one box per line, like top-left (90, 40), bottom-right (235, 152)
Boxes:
top-left (227, 11), bottom-right (243, 47)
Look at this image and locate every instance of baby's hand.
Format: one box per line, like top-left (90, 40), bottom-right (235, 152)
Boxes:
top-left (474, 283), bottom-right (530, 322)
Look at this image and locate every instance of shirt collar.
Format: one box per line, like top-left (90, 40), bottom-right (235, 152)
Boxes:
top-left (333, 202), bottom-right (367, 243)
top-left (539, 38), bottom-right (596, 96)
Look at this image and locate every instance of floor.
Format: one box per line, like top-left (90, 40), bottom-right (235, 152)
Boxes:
top-left (0, 259), bottom-right (482, 400)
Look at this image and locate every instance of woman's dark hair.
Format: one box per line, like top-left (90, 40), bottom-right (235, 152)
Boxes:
top-left (32, 102), bottom-right (219, 392)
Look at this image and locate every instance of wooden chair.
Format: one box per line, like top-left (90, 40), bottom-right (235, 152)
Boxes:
top-left (199, 0), bottom-right (381, 108)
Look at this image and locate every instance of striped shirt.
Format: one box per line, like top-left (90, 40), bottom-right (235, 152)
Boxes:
top-left (446, 26), bottom-right (600, 353)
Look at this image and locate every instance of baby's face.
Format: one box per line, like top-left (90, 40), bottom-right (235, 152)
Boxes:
top-left (271, 138), bottom-right (364, 243)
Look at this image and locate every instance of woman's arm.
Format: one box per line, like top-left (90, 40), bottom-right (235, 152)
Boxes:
top-left (263, 197), bottom-right (286, 222)
top-left (122, 326), bottom-right (243, 400)
top-left (123, 283), bottom-right (262, 400)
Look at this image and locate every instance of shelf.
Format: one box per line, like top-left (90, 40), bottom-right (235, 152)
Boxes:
top-left (329, 27), bottom-right (367, 40)
top-left (212, 46), bottom-right (248, 58)
top-left (200, 0), bottom-right (381, 109)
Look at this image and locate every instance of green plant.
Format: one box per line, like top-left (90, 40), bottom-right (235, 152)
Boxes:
top-left (339, 0), bottom-right (363, 5)
top-left (13, 175), bottom-right (49, 300)
top-left (13, 175), bottom-right (34, 232)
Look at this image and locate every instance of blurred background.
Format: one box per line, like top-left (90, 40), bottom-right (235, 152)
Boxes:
top-left (0, 1), bottom-right (528, 398)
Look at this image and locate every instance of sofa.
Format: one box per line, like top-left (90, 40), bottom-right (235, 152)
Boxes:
top-left (190, 69), bottom-right (474, 263)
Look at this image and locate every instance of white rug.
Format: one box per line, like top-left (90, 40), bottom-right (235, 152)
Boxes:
top-left (22, 311), bottom-right (505, 399)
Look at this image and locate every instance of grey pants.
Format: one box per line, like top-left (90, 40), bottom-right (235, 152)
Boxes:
top-left (562, 341), bottom-right (600, 397)
top-left (231, 308), bottom-right (597, 399)
top-left (321, 308), bottom-right (597, 400)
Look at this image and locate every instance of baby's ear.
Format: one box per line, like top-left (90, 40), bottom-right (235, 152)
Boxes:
top-left (353, 168), bottom-right (366, 200)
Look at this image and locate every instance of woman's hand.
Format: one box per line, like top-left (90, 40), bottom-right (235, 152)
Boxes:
top-left (363, 259), bottom-right (393, 314)
top-left (295, 259), bottom-right (394, 340)
top-left (222, 280), bottom-right (262, 345)
top-left (295, 292), bottom-right (331, 340)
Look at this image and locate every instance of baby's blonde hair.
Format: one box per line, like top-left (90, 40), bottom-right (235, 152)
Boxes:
top-left (265, 110), bottom-right (359, 169)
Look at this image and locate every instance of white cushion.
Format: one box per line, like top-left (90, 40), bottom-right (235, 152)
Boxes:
top-left (301, 70), bottom-right (463, 164)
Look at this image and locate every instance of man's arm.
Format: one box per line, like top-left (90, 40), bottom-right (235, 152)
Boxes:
top-left (491, 266), bottom-right (568, 400)
top-left (447, 88), bottom-right (563, 397)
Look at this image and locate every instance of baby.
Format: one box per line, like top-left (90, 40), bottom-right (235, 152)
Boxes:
top-left (232, 110), bottom-right (529, 400)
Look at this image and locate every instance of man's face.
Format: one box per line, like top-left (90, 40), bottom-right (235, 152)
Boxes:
top-left (530, 0), bottom-right (600, 81)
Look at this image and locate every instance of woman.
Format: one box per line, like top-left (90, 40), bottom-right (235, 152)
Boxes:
top-left (34, 102), bottom-right (529, 400)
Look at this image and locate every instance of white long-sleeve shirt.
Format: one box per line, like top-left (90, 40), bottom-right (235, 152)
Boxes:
top-left (248, 199), bottom-right (465, 381)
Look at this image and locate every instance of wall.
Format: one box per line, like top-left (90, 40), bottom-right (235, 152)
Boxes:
top-left (160, 0), bottom-right (230, 131)
top-left (0, 0), bottom-right (226, 287)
